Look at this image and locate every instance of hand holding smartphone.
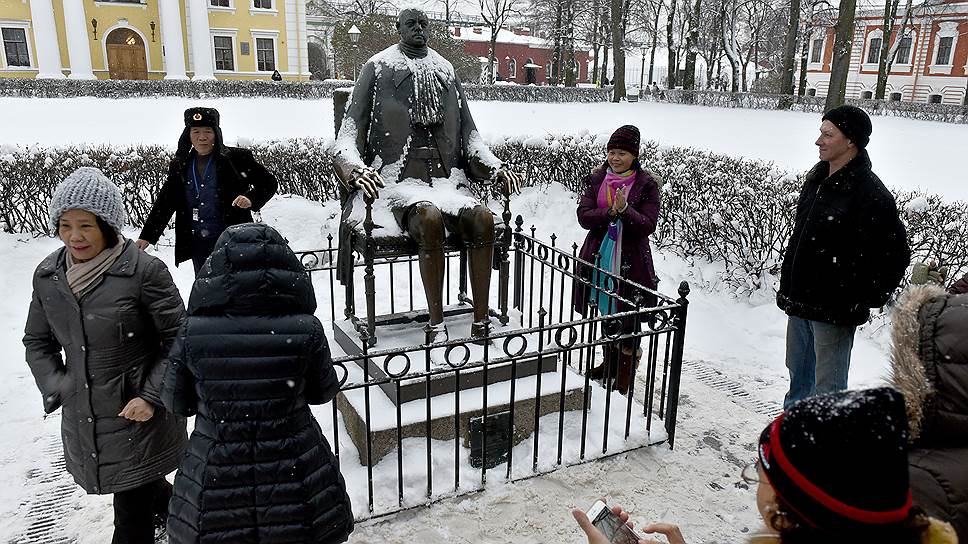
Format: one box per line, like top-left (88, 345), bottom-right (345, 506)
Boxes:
top-left (584, 500), bottom-right (642, 544)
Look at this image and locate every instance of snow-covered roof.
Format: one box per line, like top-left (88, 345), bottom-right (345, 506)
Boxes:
top-left (452, 26), bottom-right (552, 47)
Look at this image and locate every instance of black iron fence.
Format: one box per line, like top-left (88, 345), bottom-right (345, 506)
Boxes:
top-left (293, 217), bottom-right (688, 520)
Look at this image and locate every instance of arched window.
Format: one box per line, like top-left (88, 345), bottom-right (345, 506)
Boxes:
top-left (929, 22), bottom-right (958, 73)
top-left (928, 93), bottom-right (942, 104)
top-left (508, 58), bottom-right (516, 79)
top-left (860, 90), bottom-right (873, 99)
top-left (895, 33), bottom-right (914, 64)
top-left (864, 29), bottom-right (883, 66)
top-left (889, 91), bottom-right (902, 101)
top-left (807, 88), bottom-right (817, 97)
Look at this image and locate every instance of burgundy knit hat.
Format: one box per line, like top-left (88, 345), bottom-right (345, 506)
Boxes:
top-left (758, 388), bottom-right (912, 533)
top-left (607, 125), bottom-right (640, 156)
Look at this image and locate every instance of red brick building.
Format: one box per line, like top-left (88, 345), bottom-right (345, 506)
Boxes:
top-left (451, 26), bottom-right (592, 85)
top-left (803, 0), bottom-right (968, 104)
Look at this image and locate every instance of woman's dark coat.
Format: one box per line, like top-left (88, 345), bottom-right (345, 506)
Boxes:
top-left (573, 166), bottom-right (661, 316)
top-left (162, 223), bottom-right (354, 544)
top-left (139, 128), bottom-right (278, 266)
top-left (890, 285), bottom-right (968, 542)
top-left (24, 240), bottom-right (188, 494)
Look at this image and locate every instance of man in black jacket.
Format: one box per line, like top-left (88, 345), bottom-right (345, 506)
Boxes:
top-left (137, 107), bottom-right (278, 272)
top-left (777, 105), bottom-right (910, 408)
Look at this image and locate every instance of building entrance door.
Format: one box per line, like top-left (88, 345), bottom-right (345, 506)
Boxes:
top-left (106, 28), bottom-right (148, 80)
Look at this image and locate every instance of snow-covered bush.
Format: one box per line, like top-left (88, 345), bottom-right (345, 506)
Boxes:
top-left (2, 137), bottom-right (964, 294)
top-left (657, 89), bottom-right (968, 124)
top-left (0, 78), bottom-right (611, 103)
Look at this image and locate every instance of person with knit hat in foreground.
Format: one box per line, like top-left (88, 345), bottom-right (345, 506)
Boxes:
top-left (777, 105), bottom-right (910, 408)
top-left (573, 387), bottom-right (959, 544)
top-left (136, 107), bottom-right (278, 273)
top-left (24, 167), bottom-right (188, 544)
top-left (573, 125), bottom-right (661, 395)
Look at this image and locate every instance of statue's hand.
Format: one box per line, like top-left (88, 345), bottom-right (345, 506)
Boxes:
top-left (351, 167), bottom-right (385, 200)
top-left (496, 169), bottom-right (522, 197)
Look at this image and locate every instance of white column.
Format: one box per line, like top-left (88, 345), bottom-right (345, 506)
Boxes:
top-left (187, 0), bottom-right (215, 80)
top-left (28, 0), bottom-right (64, 79)
top-left (158, 0), bottom-right (187, 79)
top-left (62, 0), bottom-right (95, 79)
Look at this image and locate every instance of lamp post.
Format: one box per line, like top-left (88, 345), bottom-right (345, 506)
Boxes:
top-left (639, 45), bottom-right (646, 98)
top-left (149, 20), bottom-right (156, 42)
top-left (91, 18), bottom-right (98, 40)
top-left (348, 24), bottom-right (361, 80)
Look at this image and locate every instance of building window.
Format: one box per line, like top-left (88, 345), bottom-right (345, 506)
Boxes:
top-left (895, 36), bottom-right (912, 64)
top-left (210, 0), bottom-right (230, 7)
top-left (214, 36), bottom-right (234, 70)
top-left (810, 38), bottom-right (823, 63)
top-left (861, 90), bottom-right (873, 99)
top-left (890, 92), bottom-right (902, 101)
top-left (928, 94), bottom-right (942, 104)
top-left (807, 88), bottom-right (817, 97)
top-left (253, 0), bottom-right (271, 8)
top-left (935, 36), bottom-right (953, 65)
top-left (256, 37), bottom-right (275, 71)
top-left (866, 37), bottom-right (881, 65)
top-left (1, 27), bottom-right (30, 67)
top-left (507, 58), bottom-right (516, 78)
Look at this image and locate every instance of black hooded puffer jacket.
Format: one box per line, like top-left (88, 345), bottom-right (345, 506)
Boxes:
top-left (162, 223), bottom-right (354, 543)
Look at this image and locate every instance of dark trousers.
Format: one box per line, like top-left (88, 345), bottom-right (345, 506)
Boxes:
top-left (112, 478), bottom-right (172, 544)
top-left (191, 236), bottom-right (220, 273)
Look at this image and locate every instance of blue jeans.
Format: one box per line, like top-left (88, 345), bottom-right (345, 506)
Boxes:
top-left (783, 316), bottom-right (856, 409)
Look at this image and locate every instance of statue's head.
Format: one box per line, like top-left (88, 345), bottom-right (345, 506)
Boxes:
top-left (397, 8), bottom-right (430, 48)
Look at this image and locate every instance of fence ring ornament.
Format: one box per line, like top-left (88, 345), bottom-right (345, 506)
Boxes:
top-left (444, 344), bottom-right (472, 368)
top-left (554, 326), bottom-right (579, 349)
top-left (503, 334), bottom-right (528, 358)
top-left (557, 253), bottom-right (571, 269)
top-left (647, 309), bottom-right (672, 331)
top-left (537, 244), bottom-right (550, 261)
top-left (299, 251), bottom-right (320, 270)
top-left (332, 361), bottom-right (349, 387)
top-left (382, 352), bottom-right (412, 378)
top-left (602, 317), bottom-right (624, 340)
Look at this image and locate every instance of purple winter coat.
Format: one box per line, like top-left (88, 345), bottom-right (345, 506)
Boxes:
top-left (573, 166), bottom-right (661, 316)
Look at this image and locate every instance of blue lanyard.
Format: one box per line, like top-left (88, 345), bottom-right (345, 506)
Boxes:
top-left (191, 155), bottom-right (214, 199)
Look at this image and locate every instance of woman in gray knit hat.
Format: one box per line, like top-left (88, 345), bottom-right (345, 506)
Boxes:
top-left (23, 167), bottom-right (188, 544)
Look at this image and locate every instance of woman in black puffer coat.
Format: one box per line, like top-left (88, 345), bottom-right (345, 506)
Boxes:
top-left (890, 282), bottom-right (968, 542)
top-left (162, 223), bottom-right (354, 543)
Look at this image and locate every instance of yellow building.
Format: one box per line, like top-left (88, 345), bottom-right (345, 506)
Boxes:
top-left (0, 0), bottom-right (310, 80)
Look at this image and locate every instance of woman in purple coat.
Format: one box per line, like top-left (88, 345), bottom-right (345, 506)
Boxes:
top-left (573, 125), bottom-right (661, 394)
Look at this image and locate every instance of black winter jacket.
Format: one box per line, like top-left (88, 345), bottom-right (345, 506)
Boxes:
top-left (891, 285), bottom-right (968, 542)
top-left (24, 241), bottom-right (187, 494)
top-left (777, 150), bottom-right (910, 326)
top-left (139, 137), bottom-right (277, 266)
top-left (161, 224), bottom-right (354, 544)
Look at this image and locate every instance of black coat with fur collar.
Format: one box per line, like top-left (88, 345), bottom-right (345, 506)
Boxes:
top-left (777, 150), bottom-right (910, 326)
top-left (891, 285), bottom-right (968, 542)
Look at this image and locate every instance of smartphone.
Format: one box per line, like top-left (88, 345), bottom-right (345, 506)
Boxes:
top-left (586, 500), bottom-right (642, 544)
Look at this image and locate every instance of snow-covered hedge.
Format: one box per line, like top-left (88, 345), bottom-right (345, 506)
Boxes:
top-left (0, 77), bottom-right (611, 103)
top-left (655, 89), bottom-right (968, 124)
top-left (3, 136), bottom-right (965, 294)
top-left (0, 78), bottom-right (354, 99)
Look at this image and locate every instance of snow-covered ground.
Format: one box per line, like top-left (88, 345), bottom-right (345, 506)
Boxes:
top-left (1, 96), bottom-right (966, 202)
top-left (0, 183), bottom-right (897, 543)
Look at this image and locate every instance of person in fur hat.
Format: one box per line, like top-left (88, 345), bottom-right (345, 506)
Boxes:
top-left (890, 281), bottom-right (968, 542)
top-left (574, 388), bottom-right (959, 544)
top-left (136, 107), bottom-right (278, 273)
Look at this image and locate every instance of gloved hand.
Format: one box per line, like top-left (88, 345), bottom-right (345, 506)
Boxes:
top-left (350, 166), bottom-right (385, 200)
top-left (910, 261), bottom-right (948, 285)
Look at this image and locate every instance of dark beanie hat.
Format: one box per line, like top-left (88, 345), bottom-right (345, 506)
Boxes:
top-left (607, 125), bottom-right (640, 156)
top-left (758, 388), bottom-right (911, 533)
top-left (822, 105), bottom-right (872, 149)
top-left (184, 107), bottom-right (220, 129)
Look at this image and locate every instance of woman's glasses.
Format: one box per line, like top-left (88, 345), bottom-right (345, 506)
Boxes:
top-left (741, 460), bottom-right (762, 484)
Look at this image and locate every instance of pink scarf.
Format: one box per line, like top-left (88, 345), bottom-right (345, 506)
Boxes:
top-left (597, 169), bottom-right (636, 209)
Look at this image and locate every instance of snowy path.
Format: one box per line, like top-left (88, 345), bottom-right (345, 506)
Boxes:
top-left (1, 97), bottom-right (966, 202)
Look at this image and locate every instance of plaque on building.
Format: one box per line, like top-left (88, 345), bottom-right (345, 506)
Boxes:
top-left (240, 42), bottom-right (250, 55)
top-left (469, 411), bottom-right (512, 469)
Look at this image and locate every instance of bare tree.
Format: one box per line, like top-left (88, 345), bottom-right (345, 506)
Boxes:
top-left (720, 0), bottom-right (742, 91)
top-left (780, 0), bottom-right (802, 94)
top-left (666, 0), bottom-right (680, 87)
top-left (682, 0), bottom-right (703, 89)
top-left (824, 0), bottom-right (857, 110)
top-left (480, 0), bottom-right (520, 84)
top-left (611, 0), bottom-right (628, 99)
top-left (874, 0), bottom-right (918, 99)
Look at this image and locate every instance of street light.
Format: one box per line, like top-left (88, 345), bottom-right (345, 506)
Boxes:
top-left (347, 24), bottom-right (361, 80)
top-left (639, 46), bottom-right (647, 98)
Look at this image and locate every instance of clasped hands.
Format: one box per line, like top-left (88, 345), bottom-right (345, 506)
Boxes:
top-left (609, 187), bottom-right (628, 217)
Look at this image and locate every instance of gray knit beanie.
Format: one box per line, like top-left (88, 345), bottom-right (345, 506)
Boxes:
top-left (48, 167), bottom-right (126, 233)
